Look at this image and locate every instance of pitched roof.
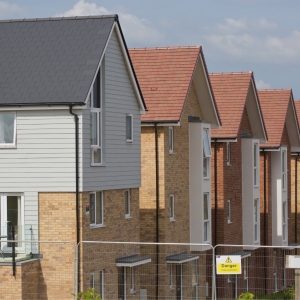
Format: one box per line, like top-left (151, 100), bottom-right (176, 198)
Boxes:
top-left (129, 46), bottom-right (218, 123)
top-left (258, 89), bottom-right (293, 147)
top-left (209, 72), bottom-right (254, 139)
top-left (0, 15), bottom-right (118, 106)
top-left (294, 100), bottom-right (300, 126)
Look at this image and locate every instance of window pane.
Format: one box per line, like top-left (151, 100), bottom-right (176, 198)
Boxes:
top-left (169, 127), bottom-right (173, 152)
top-left (254, 199), bottom-right (258, 222)
top-left (170, 195), bottom-right (174, 219)
top-left (93, 69), bottom-right (101, 108)
top-left (203, 129), bottom-right (211, 157)
top-left (94, 271), bottom-right (101, 295)
top-left (90, 194), bottom-right (95, 224)
top-left (204, 222), bottom-right (208, 241)
top-left (283, 202), bottom-right (286, 223)
top-left (282, 151), bottom-right (285, 172)
top-left (192, 260), bottom-right (198, 284)
top-left (125, 190), bottom-right (130, 216)
top-left (91, 112), bottom-right (98, 146)
top-left (203, 194), bottom-right (208, 220)
top-left (254, 144), bottom-right (257, 167)
top-left (96, 192), bottom-right (102, 224)
top-left (98, 113), bottom-right (101, 147)
top-left (92, 148), bottom-right (101, 164)
top-left (126, 115), bottom-right (132, 140)
top-left (0, 113), bottom-right (15, 144)
top-left (118, 267), bottom-right (125, 300)
top-left (192, 285), bottom-right (197, 300)
top-left (203, 157), bottom-right (208, 177)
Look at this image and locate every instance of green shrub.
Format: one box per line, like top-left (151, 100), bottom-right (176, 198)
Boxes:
top-left (73, 288), bottom-right (101, 300)
top-left (237, 292), bottom-right (255, 299)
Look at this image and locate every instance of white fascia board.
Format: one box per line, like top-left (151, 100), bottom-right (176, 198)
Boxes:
top-left (260, 148), bottom-right (280, 152)
top-left (141, 122), bottom-right (181, 127)
top-left (114, 23), bottom-right (146, 115)
top-left (198, 54), bottom-right (221, 128)
top-left (212, 139), bottom-right (237, 143)
top-left (0, 105), bottom-right (86, 111)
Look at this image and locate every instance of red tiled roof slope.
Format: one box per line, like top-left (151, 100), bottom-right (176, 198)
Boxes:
top-left (258, 89), bottom-right (292, 147)
top-left (129, 47), bottom-right (201, 122)
top-left (294, 100), bottom-right (300, 126)
top-left (209, 72), bottom-right (252, 138)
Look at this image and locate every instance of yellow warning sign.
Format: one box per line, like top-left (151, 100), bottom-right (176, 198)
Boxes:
top-left (216, 255), bottom-right (241, 274)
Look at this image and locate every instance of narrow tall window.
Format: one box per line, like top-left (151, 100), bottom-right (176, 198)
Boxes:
top-left (169, 127), bottom-right (174, 153)
top-left (125, 189), bottom-right (130, 218)
top-left (243, 258), bottom-right (248, 292)
top-left (118, 267), bottom-right (125, 300)
top-left (254, 143), bottom-right (258, 186)
top-left (126, 114), bottom-right (133, 142)
top-left (192, 259), bottom-right (198, 300)
top-left (91, 67), bottom-right (102, 164)
top-left (227, 200), bottom-right (231, 224)
top-left (170, 194), bottom-right (175, 221)
top-left (0, 112), bottom-right (16, 146)
top-left (203, 193), bottom-right (209, 242)
top-left (282, 150), bottom-right (287, 190)
top-left (254, 199), bottom-right (259, 243)
top-left (226, 142), bottom-right (231, 165)
top-left (90, 192), bottom-right (103, 226)
top-left (282, 200), bottom-right (287, 241)
top-left (203, 128), bottom-right (211, 178)
top-left (176, 264), bottom-right (182, 300)
top-left (90, 270), bottom-right (104, 299)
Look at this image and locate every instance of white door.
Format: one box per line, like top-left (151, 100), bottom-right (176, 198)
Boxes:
top-left (0, 194), bottom-right (24, 253)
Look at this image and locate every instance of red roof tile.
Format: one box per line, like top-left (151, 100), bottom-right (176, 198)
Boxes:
top-left (209, 72), bottom-right (253, 138)
top-left (129, 46), bottom-right (202, 122)
top-left (258, 89), bottom-right (292, 147)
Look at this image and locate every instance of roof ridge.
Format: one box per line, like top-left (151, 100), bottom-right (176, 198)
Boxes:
top-left (209, 71), bottom-right (253, 76)
top-left (258, 88), bottom-right (291, 92)
top-left (0, 14), bottom-right (118, 23)
top-left (129, 46), bottom-right (201, 51)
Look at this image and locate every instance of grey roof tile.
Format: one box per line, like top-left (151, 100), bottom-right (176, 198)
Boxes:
top-left (0, 15), bottom-right (116, 106)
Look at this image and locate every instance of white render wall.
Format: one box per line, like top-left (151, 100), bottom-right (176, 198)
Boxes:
top-left (189, 122), bottom-right (211, 251)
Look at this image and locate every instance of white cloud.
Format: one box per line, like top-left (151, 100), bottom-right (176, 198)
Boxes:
top-left (55, 0), bottom-right (163, 46)
top-left (0, 1), bottom-right (26, 19)
top-left (256, 80), bottom-right (271, 89)
top-left (217, 18), bottom-right (247, 32)
top-left (253, 18), bottom-right (277, 30)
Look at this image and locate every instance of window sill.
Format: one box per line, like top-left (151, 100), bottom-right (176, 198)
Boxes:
top-left (203, 177), bottom-right (210, 180)
top-left (91, 163), bottom-right (106, 167)
top-left (0, 144), bottom-right (16, 148)
top-left (90, 224), bottom-right (106, 229)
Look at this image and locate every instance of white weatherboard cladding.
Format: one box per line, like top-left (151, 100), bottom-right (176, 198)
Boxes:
top-left (242, 138), bottom-right (260, 248)
top-left (189, 122), bottom-right (211, 251)
top-left (81, 29), bottom-right (141, 191)
top-left (0, 109), bottom-right (82, 251)
top-left (272, 147), bottom-right (288, 246)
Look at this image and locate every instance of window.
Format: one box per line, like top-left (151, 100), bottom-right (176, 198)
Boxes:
top-left (125, 190), bottom-right (130, 218)
top-left (170, 194), bottom-right (175, 221)
top-left (126, 114), bottom-right (133, 142)
top-left (282, 150), bottom-right (287, 190)
top-left (243, 257), bottom-right (248, 292)
top-left (203, 128), bottom-right (211, 178)
top-left (130, 267), bottom-right (135, 293)
top-left (90, 67), bottom-right (103, 165)
top-left (283, 200), bottom-right (287, 241)
top-left (254, 199), bottom-right (259, 243)
top-left (90, 270), bottom-right (104, 299)
top-left (227, 200), bottom-right (231, 224)
top-left (90, 192), bottom-right (103, 227)
top-left (203, 193), bottom-right (209, 242)
top-left (226, 142), bottom-right (231, 165)
top-left (169, 127), bottom-right (174, 153)
top-left (0, 112), bottom-right (16, 146)
top-left (254, 143), bottom-right (258, 186)
top-left (176, 264), bottom-right (182, 300)
top-left (118, 266), bottom-right (125, 300)
top-left (192, 259), bottom-right (198, 300)
top-left (169, 265), bottom-right (173, 288)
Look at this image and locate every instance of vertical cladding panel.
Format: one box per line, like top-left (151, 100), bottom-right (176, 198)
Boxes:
top-left (82, 28), bottom-right (142, 191)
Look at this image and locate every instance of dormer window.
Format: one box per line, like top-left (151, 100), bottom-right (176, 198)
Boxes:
top-left (0, 112), bottom-right (16, 147)
top-left (90, 65), bottom-right (103, 165)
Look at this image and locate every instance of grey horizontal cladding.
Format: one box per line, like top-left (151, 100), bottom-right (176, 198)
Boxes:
top-left (0, 16), bottom-right (116, 106)
top-left (81, 28), bottom-right (141, 192)
top-left (0, 109), bottom-right (82, 192)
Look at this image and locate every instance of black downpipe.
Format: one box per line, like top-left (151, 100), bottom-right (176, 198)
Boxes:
top-left (263, 150), bottom-right (267, 293)
top-left (154, 124), bottom-right (159, 300)
top-left (69, 105), bottom-right (80, 290)
top-left (295, 154), bottom-right (299, 253)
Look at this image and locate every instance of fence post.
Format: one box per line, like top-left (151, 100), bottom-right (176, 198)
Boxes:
top-left (74, 242), bottom-right (78, 299)
top-left (212, 246), bottom-right (216, 300)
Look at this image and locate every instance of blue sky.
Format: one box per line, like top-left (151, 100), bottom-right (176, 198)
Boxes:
top-left (2, 0), bottom-right (300, 98)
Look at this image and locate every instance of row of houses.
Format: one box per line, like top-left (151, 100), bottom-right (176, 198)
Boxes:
top-left (0, 14), bottom-right (300, 299)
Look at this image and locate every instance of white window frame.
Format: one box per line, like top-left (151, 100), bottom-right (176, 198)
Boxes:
top-left (170, 194), bottom-right (175, 221)
top-left (203, 193), bottom-right (210, 243)
top-left (203, 128), bottom-right (211, 178)
top-left (90, 270), bottom-right (104, 299)
top-left (169, 127), bottom-right (174, 154)
top-left (89, 191), bottom-right (104, 227)
top-left (130, 267), bottom-right (135, 293)
top-left (0, 112), bottom-right (16, 148)
top-left (90, 66), bottom-right (103, 166)
top-left (282, 200), bottom-right (287, 242)
top-left (282, 150), bottom-right (287, 191)
top-left (125, 190), bottom-right (131, 219)
top-left (192, 259), bottom-right (198, 300)
top-left (254, 143), bottom-right (259, 186)
top-left (126, 114), bottom-right (133, 142)
top-left (226, 142), bottom-right (231, 165)
top-left (243, 257), bottom-right (248, 292)
top-left (254, 198), bottom-right (259, 243)
top-left (227, 200), bottom-right (231, 224)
